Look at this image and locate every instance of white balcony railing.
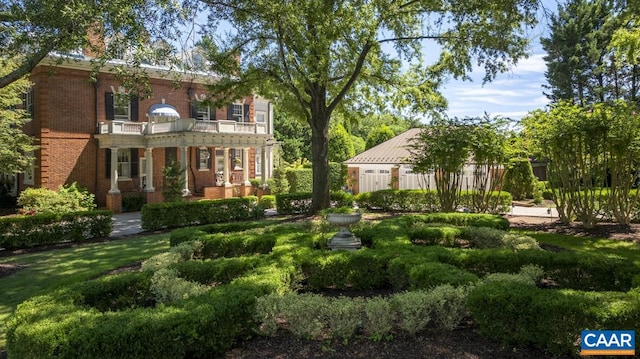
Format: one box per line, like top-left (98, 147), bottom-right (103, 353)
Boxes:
top-left (97, 119), bottom-right (269, 135)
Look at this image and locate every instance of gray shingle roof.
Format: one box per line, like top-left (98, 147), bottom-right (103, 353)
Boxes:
top-left (344, 128), bottom-right (423, 165)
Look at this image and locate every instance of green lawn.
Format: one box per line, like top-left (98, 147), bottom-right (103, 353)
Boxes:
top-left (0, 234), bottom-right (170, 349)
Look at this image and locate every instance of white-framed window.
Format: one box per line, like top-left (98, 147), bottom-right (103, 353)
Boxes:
top-left (255, 147), bottom-right (262, 176)
top-left (117, 149), bottom-right (131, 178)
top-left (232, 148), bottom-right (243, 169)
top-left (198, 147), bottom-right (211, 170)
top-left (114, 92), bottom-right (130, 120)
top-left (255, 111), bottom-right (266, 123)
top-left (232, 104), bottom-right (243, 118)
top-left (195, 102), bottom-right (211, 121)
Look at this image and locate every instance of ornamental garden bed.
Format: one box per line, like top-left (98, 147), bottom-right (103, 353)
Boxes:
top-left (4, 213), bottom-right (640, 359)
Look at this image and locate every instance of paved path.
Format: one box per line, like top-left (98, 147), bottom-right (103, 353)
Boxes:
top-left (111, 212), bottom-right (144, 237)
top-left (110, 205), bottom-right (558, 238)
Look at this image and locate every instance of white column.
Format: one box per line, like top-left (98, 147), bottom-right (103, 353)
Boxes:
top-left (108, 148), bottom-right (120, 194)
top-left (223, 147), bottom-right (231, 187)
top-left (242, 147), bottom-right (251, 185)
top-left (145, 147), bottom-right (155, 192)
top-left (181, 146), bottom-right (191, 196)
top-left (261, 146), bottom-right (268, 188)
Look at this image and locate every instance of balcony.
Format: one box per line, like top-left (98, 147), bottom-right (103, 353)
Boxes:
top-left (97, 118), bottom-right (269, 135)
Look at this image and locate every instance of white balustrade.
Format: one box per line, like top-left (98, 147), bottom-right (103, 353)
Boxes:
top-left (98, 119), bottom-right (269, 135)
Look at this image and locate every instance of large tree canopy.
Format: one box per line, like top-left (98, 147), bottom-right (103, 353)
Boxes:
top-left (0, 62), bottom-right (37, 174)
top-left (202, 0), bottom-right (538, 212)
top-left (0, 0), bottom-right (191, 90)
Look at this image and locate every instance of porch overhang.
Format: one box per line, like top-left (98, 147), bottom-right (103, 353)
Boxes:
top-left (95, 132), bottom-right (271, 149)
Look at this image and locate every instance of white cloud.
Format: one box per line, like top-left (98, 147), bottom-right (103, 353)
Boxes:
top-left (512, 54), bottom-right (547, 74)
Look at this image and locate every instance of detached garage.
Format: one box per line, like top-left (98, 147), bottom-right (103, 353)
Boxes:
top-left (344, 129), bottom-right (433, 194)
top-left (344, 128), bottom-right (487, 194)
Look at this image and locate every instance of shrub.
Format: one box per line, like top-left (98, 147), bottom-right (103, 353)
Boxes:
top-left (355, 189), bottom-right (439, 212)
top-left (302, 250), bottom-right (388, 290)
top-left (259, 195), bottom-right (276, 209)
top-left (407, 262), bottom-right (479, 289)
top-left (468, 280), bottom-right (602, 356)
top-left (286, 168), bottom-right (313, 193)
top-left (77, 272), bottom-right (153, 312)
top-left (461, 226), bottom-right (505, 249)
top-left (122, 192), bottom-right (146, 212)
top-left (393, 290), bottom-right (432, 335)
top-left (405, 212), bottom-right (510, 231)
top-left (502, 158), bottom-right (536, 200)
top-left (141, 197), bottom-right (264, 231)
top-left (276, 192), bottom-right (312, 214)
top-left (17, 182), bottom-right (96, 215)
top-left (329, 162), bottom-right (348, 192)
top-left (162, 160), bottom-right (185, 202)
top-left (408, 224), bottom-right (464, 247)
top-left (362, 297), bottom-right (394, 340)
top-left (276, 192), bottom-right (354, 215)
top-left (0, 210), bottom-right (113, 250)
top-left (174, 257), bottom-right (262, 285)
top-left (439, 249), bottom-right (640, 291)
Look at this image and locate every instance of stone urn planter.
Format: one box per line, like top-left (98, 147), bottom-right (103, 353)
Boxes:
top-left (326, 212), bottom-right (362, 251)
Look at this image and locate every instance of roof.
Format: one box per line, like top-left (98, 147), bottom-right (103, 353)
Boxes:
top-left (344, 128), bottom-right (423, 165)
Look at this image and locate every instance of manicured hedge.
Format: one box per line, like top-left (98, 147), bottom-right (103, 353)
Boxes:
top-left (404, 212), bottom-right (510, 231)
top-left (356, 189), bottom-right (512, 213)
top-left (276, 192), bottom-right (354, 215)
top-left (436, 248), bottom-right (640, 291)
top-left (468, 280), bottom-right (640, 356)
top-left (141, 196), bottom-right (263, 231)
top-left (286, 168), bottom-right (313, 193)
top-left (170, 220), bottom-right (278, 247)
top-left (0, 210), bottom-right (113, 250)
top-left (356, 189), bottom-right (439, 212)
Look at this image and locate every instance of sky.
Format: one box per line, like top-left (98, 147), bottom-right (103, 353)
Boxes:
top-left (439, 52), bottom-right (550, 121)
top-left (436, 1), bottom-right (558, 122)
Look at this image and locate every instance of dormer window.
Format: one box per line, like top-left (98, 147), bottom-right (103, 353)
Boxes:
top-left (106, 36), bottom-right (128, 60)
top-left (152, 40), bottom-right (172, 67)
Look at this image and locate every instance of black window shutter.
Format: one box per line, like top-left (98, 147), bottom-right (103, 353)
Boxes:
top-left (105, 149), bottom-right (111, 179)
top-left (130, 95), bottom-right (139, 121)
top-left (196, 147), bottom-right (201, 166)
top-left (190, 102), bottom-right (197, 119)
top-left (105, 92), bottom-right (114, 120)
top-left (227, 104), bottom-right (234, 121)
top-left (243, 104), bottom-right (250, 122)
top-left (210, 107), bottom-right (216, 121)
top-left (130, 149), bottom-right (139, 177)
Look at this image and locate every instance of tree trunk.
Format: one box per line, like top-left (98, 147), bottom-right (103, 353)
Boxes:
top-left (308, 97), bottom-right (331, 214)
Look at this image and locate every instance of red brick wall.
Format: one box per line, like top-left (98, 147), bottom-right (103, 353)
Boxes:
top-left (29, 66), bottom-right (98, 194)
top-left (26, 64), bottom-right (261, 208)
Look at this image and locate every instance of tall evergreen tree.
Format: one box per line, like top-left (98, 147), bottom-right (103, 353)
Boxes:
top-left (542, 0), bottom-right (637, 104)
